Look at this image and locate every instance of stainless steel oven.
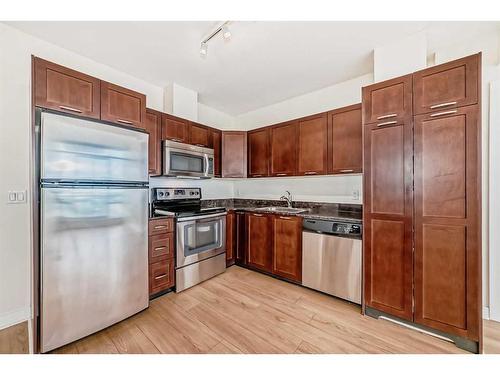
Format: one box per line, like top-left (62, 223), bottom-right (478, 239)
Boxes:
top-left (176, 212), bottom-right (226, 291)
top-left (163, 140), bottom-right (214, 178)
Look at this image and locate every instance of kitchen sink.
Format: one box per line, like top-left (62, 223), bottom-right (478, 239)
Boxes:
top-left (254, 206), bottom-right (309, 214)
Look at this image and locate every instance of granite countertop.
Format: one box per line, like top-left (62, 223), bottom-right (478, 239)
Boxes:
top-left (202, 199), bottom-right (362, 223)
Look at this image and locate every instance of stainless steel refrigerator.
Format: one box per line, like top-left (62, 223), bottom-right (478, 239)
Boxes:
top-left (38, 110), bottom-right (149, 353)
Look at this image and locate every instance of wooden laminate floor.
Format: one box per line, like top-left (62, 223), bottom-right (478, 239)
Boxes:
top-left (0, 321), bottom-right (29, 354)
top-left (52, 266), bottom-right (494, 354)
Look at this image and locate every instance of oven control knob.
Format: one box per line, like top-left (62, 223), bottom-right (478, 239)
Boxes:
top-left (158, 192), bottom-right (164, 197)
top-left (165, 192), bottom-right (170, 196)
top-left (190, 191), bottom-right (195, 195)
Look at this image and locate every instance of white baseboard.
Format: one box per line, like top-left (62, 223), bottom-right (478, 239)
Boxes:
top-left (0, 307), bottom-right (31, 330)
top-left (483, 306), bottom-right (491, 320)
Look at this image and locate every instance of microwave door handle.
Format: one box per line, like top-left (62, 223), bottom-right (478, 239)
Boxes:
top-left (204, 153), bottom-right (210, 177)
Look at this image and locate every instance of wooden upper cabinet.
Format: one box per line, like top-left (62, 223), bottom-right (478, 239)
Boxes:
top-left (328, 104), bottom-right (362, 174)
top-left (269, 121), bottom-right (298, 177)
top-left (33, 57), bottom-right (100, 119)
top-left (272, 215), bottom-right (302, 282)
top-left (210, 129), bottom-right (222, 177)
top-left (100, 81), bottom-right (146, 128)
top-left (297, 113), bottom-right (328, 176)
top-left (413, 105), bottom-right (480, 341)
top-left (189, 122), bottom-right (210, 147)
top-left (144, 109), bottom-right (162, 176)
top-left (413, 54), bottom-right (480, 115)
top-left (363, 119), bottom-right (414, 321)
top-left (362, 74), bottom-right (413, 125)
top-left (246, 213), bottom-right (272, 272)
top-left (222, 131), bottom-right (247, 178)
top-left (248, 128), bottom-right (270, 177)
top-left (161, 114), bottom-right (189, 143)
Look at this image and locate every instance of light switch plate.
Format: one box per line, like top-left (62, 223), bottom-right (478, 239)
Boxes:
top-left (7, 190), bottom-right (27, 204)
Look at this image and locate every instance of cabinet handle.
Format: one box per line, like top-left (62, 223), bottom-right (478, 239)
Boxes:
top-left (339, 169), bottom-right (354, 173)
top-left (276, 173), bottom-right (288, 176)
top-left (154, 274), bottom-right (167, 280)
top-left (430, 101), bottom-right (457, 109)
top-left (279, 216), bottom-right (292, 220)
top-left (171, 138), bottom-right (182, 142)
top-left (376, 113), bottom-right (397, 120)
top-left (195, 143), bottom-right (206, 147)
top-left (253, 213), bottom-right (263, 217)
top-left (117, 119), bottom-right (133, 125)
top-left (429, 110), bottom-right (457, 117)
top-left (154, 225), bottom-right (168, 229)
top-left (252, 174), bottom-right (263, 177)
top-left (376, 120), bottom-right (397, 127)
top-left (304, 171), bottom-right (317, 175)
top-left (59, 105), bottom-right (82, 113)
top-left (154, 246), bottom-right (167, 251)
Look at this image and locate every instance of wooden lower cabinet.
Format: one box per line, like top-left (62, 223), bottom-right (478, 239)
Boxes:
top-left (235, 212), bottom-right (247, 265)
top-left (246, 213), bottom-right (272, 272)
top-left (413, 105), bottom-right (481, 341)
top-left (226, 212), bottom-right (236, 266)
top-left (363, 119), bottom-right (414, 321)
top-left (148, 218), bottom-right (175, 296)
top-left (272, 215), bottom-right (302, 282)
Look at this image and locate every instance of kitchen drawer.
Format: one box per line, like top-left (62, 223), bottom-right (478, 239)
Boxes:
top-left (149, 233), bottom-right (174, 261)
top-left (148, 218), bottom-right (174, 235)
top-left (149, 258), bottom-right (174, 295)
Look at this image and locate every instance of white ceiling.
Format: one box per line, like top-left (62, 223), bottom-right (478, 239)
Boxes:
top-left (6, 21), bottom-right (499, 115)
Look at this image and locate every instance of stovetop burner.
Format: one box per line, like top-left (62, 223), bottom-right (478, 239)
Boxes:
top-left (151, 187), bottom-right (226, 218)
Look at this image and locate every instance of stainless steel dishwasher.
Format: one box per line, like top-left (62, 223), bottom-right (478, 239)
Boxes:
top-left (302, 218), bottom-right (362, 304)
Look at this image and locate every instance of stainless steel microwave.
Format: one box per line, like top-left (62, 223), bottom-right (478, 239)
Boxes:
top-left (163, 140), bottom-right (214, 178)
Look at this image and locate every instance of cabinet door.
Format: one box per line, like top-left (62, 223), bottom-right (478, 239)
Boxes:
top-left (144, 109), bottom-right (162, 176)
top-left (414, 105), bottom-right (480, 341)
top-left (246, 213), bottom-right (272, 272)
top-left (362, 75), bottom-right (413, 125)
top-left (235, 212), bottom-right (247, 265)
top-left (161, 114), bottom-right (189, 143)
top-left (248, 128), bottom-right (270, 177)
top-left (100, 81), bottom-right (146, 128)
top-left (363, 119), bottom-right (414, 321)
top-left (226, 212), bottom-right (236, 266)
top-left (222, 131), bottom-right (247, 178)
top-left (33, 57), bottom-right (100, 119)
top-left (272, 215), bottom-right (302, 282)
top-left (149, 258), bottom-right (174, 295)
top-left (270, 121), bottom-right (298, 176)
top-left (413, 54), bottom-right (479, 115)
top-left (297, 113), bottom-right (328, 176)
top-left (189, 122), bottom-right (210, 147)
top-left (210, 129), bottom-right (222, 177)
top-left (328, 104), bottom-right (362, 174)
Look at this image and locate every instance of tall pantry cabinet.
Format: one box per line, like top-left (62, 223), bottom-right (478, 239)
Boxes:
top-left (362, 53), bottom-right (482, 353)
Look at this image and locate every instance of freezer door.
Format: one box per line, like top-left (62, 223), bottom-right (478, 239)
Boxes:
top-left (40, 187), bottom-right (149, 352)
top-left (41, 112), bottom-right (148, 183)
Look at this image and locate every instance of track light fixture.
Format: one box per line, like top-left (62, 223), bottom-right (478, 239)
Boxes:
top-left (199, 21), bottom-right (231, 58)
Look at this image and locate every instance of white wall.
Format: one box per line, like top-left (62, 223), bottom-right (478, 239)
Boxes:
top-left (374, 32), bottom-right (427, 82)
top-left (0, 23), bottom-right (167, 331)
top-left (198, 103), bottom-right (235, 129)
top-left (164, 83), bottom-right (198, 121)
top-left (233, 175), bottom-right (362, 204)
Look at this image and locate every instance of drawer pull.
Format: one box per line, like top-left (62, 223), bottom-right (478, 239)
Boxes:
top-left (59, 105), bottom-right (82, 113)
top-left (195, 143), bottom-right (206, 147)
top-left (154, 274), bottom-right (167, 280)
top-left (279, 216), bottom-right (292, 220)
top-left (117, 119), bottom-right (133, 125)
top-left (276, 173), bottom-right (288, 176)
top-left (154, 246), bottom-right (167, 252)
top-left (171, 138), bottom-right (182, 142)
top-left (252, 174), bottom-right (263, 177)
top-left (377, 120), bottom-right (397, 127)
top-left (339, 169), bottom-right (354, 173)
top-left (154, 225), bottom-right (168, 230)
top-left (253, 213), bottom-right (263, 217)
top-left (376, 113), bottom-right (397, 120)
top-left (430, 101), bottom-right (457, 109)
top-left (429, 110), bottom-right (457, 117)
top-left (304, 171), bottom-right (317, 175)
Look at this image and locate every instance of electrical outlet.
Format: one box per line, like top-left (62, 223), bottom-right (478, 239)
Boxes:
top-left (352, 189), bottom-right (360, 201)
top-left (7, 190), bottom-right (27, 204)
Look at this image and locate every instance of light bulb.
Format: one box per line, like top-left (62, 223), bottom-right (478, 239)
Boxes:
top-left (200, 42), bottom-right (208, 57)
top-left (222, 25), bottom-right (231, 40)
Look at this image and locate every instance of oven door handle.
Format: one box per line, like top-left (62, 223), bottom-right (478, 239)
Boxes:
top-left (176, 212), bottom-right (227, 222)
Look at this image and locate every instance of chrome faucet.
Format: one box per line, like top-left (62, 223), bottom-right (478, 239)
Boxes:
top-left (280, 190), bottom-right (293, 208)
